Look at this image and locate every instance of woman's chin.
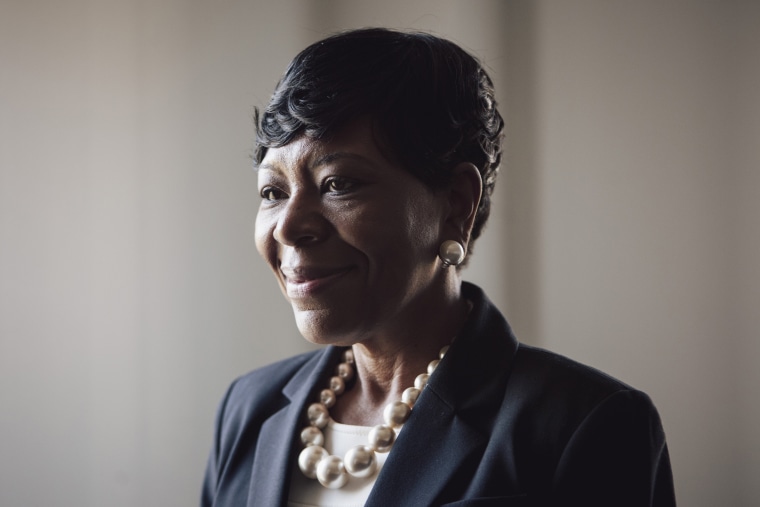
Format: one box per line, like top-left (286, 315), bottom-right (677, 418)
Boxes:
top-left (293, 309), bottom-right (360, 347)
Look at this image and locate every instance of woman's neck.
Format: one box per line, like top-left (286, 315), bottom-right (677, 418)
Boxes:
top-left (330, 286), bottom-right (471, 426)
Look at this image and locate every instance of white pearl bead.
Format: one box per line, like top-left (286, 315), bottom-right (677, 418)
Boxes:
top-left (368, 424), bottom-right (396, 453)
top-left (335, 362), bottom-right (355, 382)
top-left (383, 400), bottom-right (411, 428)
top-left (342, 348), bottom-right (355, 364)
top-left (300, 426), bottom-right (324, 447)
top-left (298, 445), bottom-right (328, 479)
top-left (320, 388), bottom-right (337, 408)
top-left (316, 455), bottom-right (349, 489)
top-left (344, 445), bottom-right (377, 478)
top-left (414, 373), bottom-right (430, 390)
top-left (401, 387), bottom-right (421, 407)
top-left (329, 376), bottom-right (346, 395)
top-left (427, 359), bottom-right (439, 374)
top-left (307, 403), bottom-right (330, 428)
top-left (439, 345), bottom-right (449, 358)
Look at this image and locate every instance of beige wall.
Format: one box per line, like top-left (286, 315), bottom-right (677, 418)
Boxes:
top-left (734, 3), bottom-right (760, 503)
top-left (1, 1), bottom-right (757, 506)
top-left (508, 3), bottom-right (759, 505)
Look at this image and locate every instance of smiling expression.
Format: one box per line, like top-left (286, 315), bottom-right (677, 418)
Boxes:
top-left (254, 121), bottom-right (449, 345)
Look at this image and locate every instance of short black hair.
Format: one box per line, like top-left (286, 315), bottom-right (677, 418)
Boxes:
top-left (255, 28), bottom-right (504, 251)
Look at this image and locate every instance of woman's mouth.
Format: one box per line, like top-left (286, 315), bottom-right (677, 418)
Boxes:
top-left (280, 266), bottom-right (353, 299)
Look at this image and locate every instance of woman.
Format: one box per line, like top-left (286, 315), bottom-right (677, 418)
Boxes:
top-left (202, 28), bottom-right (675, 506)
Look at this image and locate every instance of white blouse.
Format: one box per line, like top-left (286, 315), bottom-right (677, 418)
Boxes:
top-left (288, 419), bottom-right (392, 507)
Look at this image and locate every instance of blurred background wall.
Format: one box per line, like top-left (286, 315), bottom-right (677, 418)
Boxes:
top-left (1, 1), bottom-right (757, 505)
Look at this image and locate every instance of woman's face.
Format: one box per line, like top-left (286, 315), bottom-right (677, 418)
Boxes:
top-left (255, 121), bottom-right (448, 345)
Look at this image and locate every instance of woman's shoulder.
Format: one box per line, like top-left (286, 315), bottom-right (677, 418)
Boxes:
top-left (513, 343), bottom-right (635, 393)
top-left (218, 349), bottom-right (328, 420)
top-left (233, 349), bottom-right (324, 390)
top-left (506, 343), bottom-right (661, 435)
top-left (230, 349), bottom-right (326, 399)
top-left (461, 282), bottom-right (656, 416)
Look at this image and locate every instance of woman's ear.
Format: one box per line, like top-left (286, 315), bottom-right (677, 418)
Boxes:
top-left (444, 162), bottom-right (483, 247)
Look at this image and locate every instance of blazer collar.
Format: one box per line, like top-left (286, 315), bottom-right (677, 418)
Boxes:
top-left (366, 282), bottom-right (520, 505)
top-left (245, 346), bottom-right (343, 507)
top-left (429, 282), bottom-right (519, 410)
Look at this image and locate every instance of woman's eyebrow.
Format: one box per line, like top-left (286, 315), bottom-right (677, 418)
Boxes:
top-left (255, 162), bottom-right (280, 174)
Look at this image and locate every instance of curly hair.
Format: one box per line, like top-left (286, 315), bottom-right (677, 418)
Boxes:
top-left (254, 28), bottom-right (504, 253)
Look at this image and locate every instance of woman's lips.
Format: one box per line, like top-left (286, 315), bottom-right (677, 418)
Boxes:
top-left (280, 266), bottom-right (353, 298)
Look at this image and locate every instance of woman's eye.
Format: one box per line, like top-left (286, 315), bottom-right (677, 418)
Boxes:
top-left (260, 187), bottom-right (285, 201)
top-left (324, 177), bottom-right (356, 194)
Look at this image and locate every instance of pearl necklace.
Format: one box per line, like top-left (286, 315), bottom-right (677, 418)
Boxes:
top-left (297, 345), bottom-right (450, 489)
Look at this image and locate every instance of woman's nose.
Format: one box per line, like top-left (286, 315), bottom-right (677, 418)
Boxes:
top-left (272, 192), bottom-right (329, 247)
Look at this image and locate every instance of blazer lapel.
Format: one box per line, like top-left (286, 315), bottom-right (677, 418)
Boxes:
top-left (246, 347), bottom-right (342, 507)
top-left (367, 282), bottom-right (519, 506)
top-left (365, 390), bottom-right (486, 506)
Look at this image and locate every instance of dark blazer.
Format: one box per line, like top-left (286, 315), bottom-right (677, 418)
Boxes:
top-left (202, 283), bottom-right (676, 506)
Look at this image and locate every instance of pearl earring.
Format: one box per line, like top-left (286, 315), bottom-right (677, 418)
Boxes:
top-left (438, 240), bottom-right (465, 267)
